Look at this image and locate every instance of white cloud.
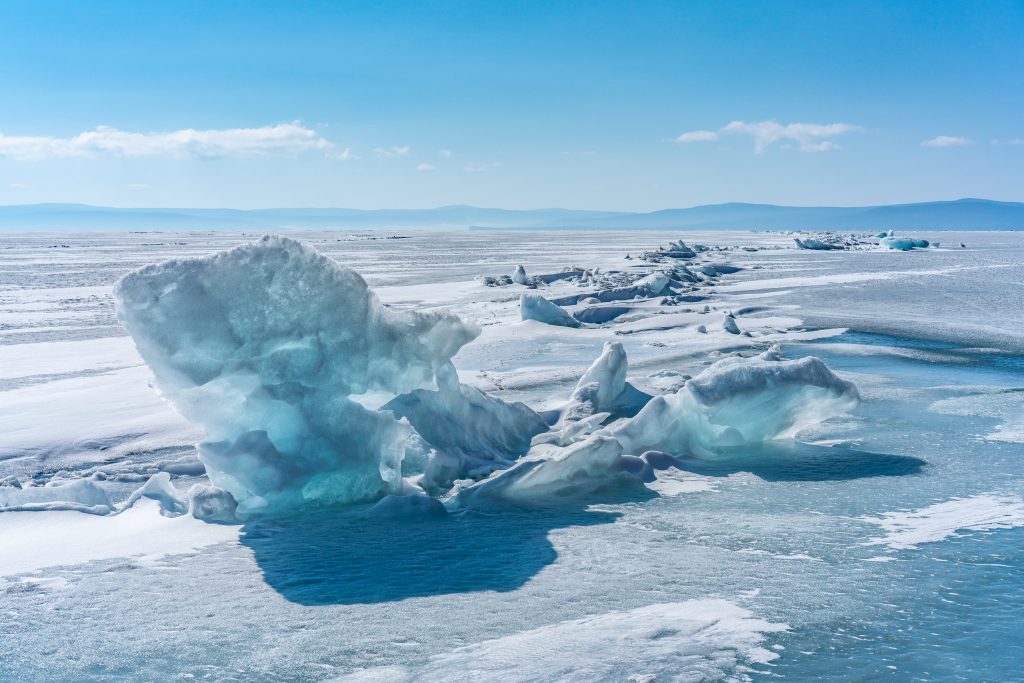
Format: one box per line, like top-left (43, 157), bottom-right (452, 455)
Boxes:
top-left (439, 148), bottom-right (453, 158)
top-left (9, 182), bottom-right (29, 188)
top-left (921, 135), bottom-right (972, 148)
top-left (463, 161), bottom-right (503, 173)
top-left (676, 120), bottom-right (861, 153)
top-left (676, 130), bottom-right (719, 143)
top-left (990, 138), bottom-right (1023, 146)
top-left (336, 146), bottom-right (360, 160)
top-left (416, 162), bottom-right (436, 171)
top-left (127, 183), bottom-right (151, 189)
top-left (0, 122), bottom-right (334, 160)
top-left (373, 146), bottom-right (410, 158)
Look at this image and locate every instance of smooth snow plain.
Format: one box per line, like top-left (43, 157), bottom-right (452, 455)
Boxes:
top-left (1, 229), bottom-right (1023, 681)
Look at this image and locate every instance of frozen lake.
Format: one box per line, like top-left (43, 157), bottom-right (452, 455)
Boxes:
top-left (1, 229), bottom-right (1022, 681)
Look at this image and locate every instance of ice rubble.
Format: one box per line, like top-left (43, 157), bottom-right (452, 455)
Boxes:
top-left (457, 349), bottom-right (859, 505)
top-left (114, 235), bottom-right (479, 514)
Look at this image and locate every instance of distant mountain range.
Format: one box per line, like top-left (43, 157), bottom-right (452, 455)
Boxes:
top-left (0, 198), bottom-right (1022, 231)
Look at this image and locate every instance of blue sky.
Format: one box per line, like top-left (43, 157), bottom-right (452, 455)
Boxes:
top-left (0, 0), bottom-right (1021, 210)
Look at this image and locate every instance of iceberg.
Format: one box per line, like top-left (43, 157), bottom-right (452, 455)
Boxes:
top-left (114, 235), bottom-right (479, 514)
top-left (520, 292), bottom-right (582, 328)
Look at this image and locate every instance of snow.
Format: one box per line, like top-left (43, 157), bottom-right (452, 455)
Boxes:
top-left (333, 599), bottom-right (787, 683)
top-left (0, 499), bottom-right (238, 577)
top-left (863, 494), bottom-right (1024, 550)
top-left (114, 235), bottom-right (479, 514)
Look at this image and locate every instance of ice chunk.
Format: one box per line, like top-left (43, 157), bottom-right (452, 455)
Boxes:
top-left (611, 354), bottom-right (859, 457)
top-left (722, 313), bottom-right (741, 334)
top-left (794, 238), bottom-right (841, 250)
top-left (187, 484), bottom-right (239, 524)
top-left (881, 237), bottom-right (929, 251)
top-left (454, 436), bottom-right (638, 506)
top-left (122, 472), bottom-right (188, 517)
top-left (114, 235), bottom-right (479, 514)
top-left (634, 271), bottom-right (672, 295)
top-left (562, 342), bottom-right (650, 421)
top-left (512, 264), bottom-right (528, 285)
top-left (384, 362), bottom-right (548, 491)
top-left (520, 292), bottom-right (582, 328)
top-left (0, 478), bottom-right (114, 515)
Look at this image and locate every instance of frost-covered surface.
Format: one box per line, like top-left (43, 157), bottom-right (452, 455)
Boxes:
top-left (2, 229), bottom-right (1024, 681)
top-left (334, 599), bottom-right (787, 683)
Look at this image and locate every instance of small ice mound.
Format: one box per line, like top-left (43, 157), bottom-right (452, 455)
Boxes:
top-left (794, 238), bottom-right (841, 250)
top-left (610, 354), bottom-right (859, 457)
top-left (121, 472), bottom-right (188, 517)
top-left (333, 599), bottom-right (786, 683)
top-left (520, 292), bottom-right (582, 328)
top-left (0, 478), bottom-right (114, 515)
top-left (722, 313), bottom-right (741, 334)
top-left (512, 264), bottom-right (528, 285)
top-left (563, 342), bottom-right (651, 422)
top-left (384, 362), bottom-right (548, 491)
top-left (453, 436), bottom-right (640, 507)
top-left (696, 324), bottom-right (707, 334)
top-left (634, 271), bottom-right (672, 296)
top-left (187, 484), bottom-right (238, 524)
top-left (114, 235), bottom-right (480, 515)
top-left (366, 493), bottom-right (447, 520)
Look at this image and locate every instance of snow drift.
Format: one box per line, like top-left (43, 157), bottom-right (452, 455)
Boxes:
top-left (114, 235), bottom-right (479, 514)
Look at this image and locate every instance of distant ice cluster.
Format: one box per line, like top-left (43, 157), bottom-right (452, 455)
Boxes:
top-left (6, 235), bottom-right (861, 522)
